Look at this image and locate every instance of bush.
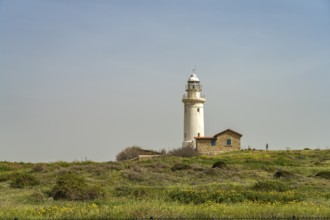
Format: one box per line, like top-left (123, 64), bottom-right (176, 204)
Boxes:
top-left (48, 172), bottom-right (104, 201)
top-left (116, 146), bottom-right (159, 161)
top-left (252, 180), bottom-right (289, 192)
top-left (123, 170), bottom-right (144, 181)
top-left (10, 173), bottom-right (39, 189)
top-left (168, 145), bottom-right (199, 157)
top-left (315, 171), bottom-right (330, 179)
top-left (116, 146), bottom-right (142, 161)
top-left (32, 163), bottom-right (48, 172)
top-left (273, 170), bottom-right (294, 179)
top-left (212, 161), bottom-right (227, 169)
top-left (114, 186), bottom-right (148, 198)
top-left (171, 163), bottom-right (192, 171)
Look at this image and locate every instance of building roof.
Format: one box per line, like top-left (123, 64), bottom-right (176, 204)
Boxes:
top-left (194, 129), bottom-right (243, 141)
top-left (194, 136), bottom-right (215, 140)
top-left (213, 129), bottom-right (243, 137)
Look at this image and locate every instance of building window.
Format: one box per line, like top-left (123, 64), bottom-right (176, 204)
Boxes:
top-left (197, 108), bottom-right (200, 112)
top-left (211, 139), bottom-right (216, 146)
top-left (184, 133), bottom-right (186, 138)
top-left (226, 139), bottom-right (232, 146)
top-left (198, 133), bottom-right (200, 137)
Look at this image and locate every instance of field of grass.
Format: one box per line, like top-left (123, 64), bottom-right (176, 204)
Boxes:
top-left (0, 149), bottom-right (329, 219)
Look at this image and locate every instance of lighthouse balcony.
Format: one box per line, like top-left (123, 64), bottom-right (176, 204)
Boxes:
top-left (183, 94), bottom-right (205, 99)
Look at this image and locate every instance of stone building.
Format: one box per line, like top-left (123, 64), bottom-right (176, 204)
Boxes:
top-left (195, 129), bottom-right (242, 156)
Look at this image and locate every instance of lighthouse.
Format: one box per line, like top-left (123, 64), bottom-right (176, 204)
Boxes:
top-left (182, 70), bottom-right (206, 147)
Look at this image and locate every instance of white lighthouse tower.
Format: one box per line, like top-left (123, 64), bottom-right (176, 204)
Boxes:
top-left (182, 70), bottom-right (206, 147)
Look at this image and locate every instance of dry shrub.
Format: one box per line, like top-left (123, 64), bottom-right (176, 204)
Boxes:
top-left (168, 145), bottom-right (199, 157)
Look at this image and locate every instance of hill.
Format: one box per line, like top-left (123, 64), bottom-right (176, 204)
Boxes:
top-left (0, 149), bottom-right (329, 219)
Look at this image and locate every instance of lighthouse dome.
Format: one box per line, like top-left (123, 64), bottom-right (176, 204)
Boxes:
top-left (188, 73), bottom-right (200, 82)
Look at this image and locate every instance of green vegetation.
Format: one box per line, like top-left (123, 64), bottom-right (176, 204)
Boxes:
top-left (48, 172), bottom-right (104, 201)
top-left (10, 172), bottom-right (40, 189)
top-left (0, 149), bottom-right (329, 219)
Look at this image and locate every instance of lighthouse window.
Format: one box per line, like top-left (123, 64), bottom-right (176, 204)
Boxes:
top-left (198, 133), bottom-right (200, 137)
top-left (197, 108), bottom-right (200, 112)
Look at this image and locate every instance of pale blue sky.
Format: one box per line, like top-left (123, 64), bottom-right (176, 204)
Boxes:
top-left (1, 0), bottom-right (329, 162)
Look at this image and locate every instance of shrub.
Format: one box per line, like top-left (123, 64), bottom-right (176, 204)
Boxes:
top-left (48, 172), bottom-right (104, 201)
top-left (273, 170), bottom-right (294, 179)
top-left (0, 173), bottom-right (10, 182)
top-left (114, 186), bottom-right (148, 198)
top-left (168, 188), bottom-right (302, 204)
top-left (315, 171), bottom-right (330, 179)
top-left (116, 146), bottom-right (142, 161)
top-left (171, 163), bottom-right (192, 171)
top-left (212, 161), bottom-right (227, 169)
top-left (252, 180), bottom-right (289, 192)
top-left (168, 145), bottom-right (199, 157)
top-left (10, 173), bottom-right (39, 189)
top-left (32, 163), bottom-right (48, 172)
top-left (116, 146), bottom-right (159, 161)
top-left (30, 191), bottom-right (47, 203)
top-left (123, 170), bottom-right (144, 181)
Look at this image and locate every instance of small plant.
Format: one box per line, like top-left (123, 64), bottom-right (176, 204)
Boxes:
top-left (10, 173), bottom-right (39, 189)
top-left (48, 172), bottom-right (104, 201)
top-left (168, 145), bottom-right (199, 157)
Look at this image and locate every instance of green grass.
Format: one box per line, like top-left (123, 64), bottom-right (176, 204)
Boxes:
top-left (0, 149), bottom-right (329, 219)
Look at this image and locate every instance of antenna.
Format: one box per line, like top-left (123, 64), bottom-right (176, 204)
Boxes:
top-left (192, 65), bottom-right (197, 74)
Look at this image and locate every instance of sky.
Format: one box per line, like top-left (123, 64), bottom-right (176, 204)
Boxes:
top-left (1, 0), bottom-right (330, 162)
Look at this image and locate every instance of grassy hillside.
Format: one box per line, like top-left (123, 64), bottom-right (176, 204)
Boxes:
top-left (0, 149), bottom-right (329, 219)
